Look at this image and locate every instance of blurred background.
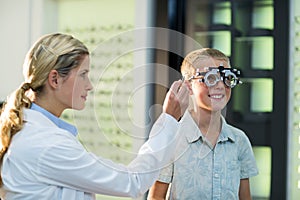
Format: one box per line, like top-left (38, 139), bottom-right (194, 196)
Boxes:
top-left (0, 0), bottom-right (299, 199)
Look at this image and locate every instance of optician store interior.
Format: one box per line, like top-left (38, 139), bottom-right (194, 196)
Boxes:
top-left (0, 0), bottom-right (299, 199)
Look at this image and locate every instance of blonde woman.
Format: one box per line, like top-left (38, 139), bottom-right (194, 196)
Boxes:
top-left (0, 33), bottom-right (189, 199)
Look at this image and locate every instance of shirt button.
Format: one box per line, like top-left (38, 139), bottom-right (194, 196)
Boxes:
top-left (214, 173), bottom-right (219, 178)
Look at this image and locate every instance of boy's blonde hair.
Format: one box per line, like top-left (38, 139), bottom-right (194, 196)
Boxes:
top-left (180, 48), bottom-right (230, 80)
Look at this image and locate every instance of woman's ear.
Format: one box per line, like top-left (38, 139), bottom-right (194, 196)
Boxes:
top-left (48, 70), bottom-right (59, 89)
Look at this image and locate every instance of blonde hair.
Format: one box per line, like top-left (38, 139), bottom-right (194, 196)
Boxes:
top-left (181, 48), bottom-right (230, 80)
top-left (0, 33), bottom-right (89, 184)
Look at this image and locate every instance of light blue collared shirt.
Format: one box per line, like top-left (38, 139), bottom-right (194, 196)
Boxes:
top-left (30, 103), bottom-right (78, 136)
top-left (158, 111), bottom-right (259, 200)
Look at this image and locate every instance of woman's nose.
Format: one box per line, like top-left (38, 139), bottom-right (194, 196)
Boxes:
top-left (87, 78), bottom-right (93, 91)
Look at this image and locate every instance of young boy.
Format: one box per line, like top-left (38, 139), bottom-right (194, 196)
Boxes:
top-left (148, 48), bottom-right (258, 200)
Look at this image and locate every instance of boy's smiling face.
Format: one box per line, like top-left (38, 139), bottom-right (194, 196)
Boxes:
top-left (190, 57), bottom-right (231, 112)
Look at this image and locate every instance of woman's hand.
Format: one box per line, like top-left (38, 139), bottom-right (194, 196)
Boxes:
top-left (162, 80), bottom-right (189, 121)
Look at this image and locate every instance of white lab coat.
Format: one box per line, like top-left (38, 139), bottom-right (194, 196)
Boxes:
top-left (0, 109), bottom-right (180, 200)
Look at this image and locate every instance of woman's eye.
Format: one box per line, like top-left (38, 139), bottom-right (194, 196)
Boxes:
top-left (80, 72), bottom-right (87, 78)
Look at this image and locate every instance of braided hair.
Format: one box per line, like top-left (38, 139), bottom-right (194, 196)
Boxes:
top-left (0, 33), bottom-right (89, 184)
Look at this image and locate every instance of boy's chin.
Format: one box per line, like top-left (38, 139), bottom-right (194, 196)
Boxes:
top-left (210, 105), bottom-right (227, 112)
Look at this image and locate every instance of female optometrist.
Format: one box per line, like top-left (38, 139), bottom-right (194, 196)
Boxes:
top-left (0, 33), bottom-right (189, 200)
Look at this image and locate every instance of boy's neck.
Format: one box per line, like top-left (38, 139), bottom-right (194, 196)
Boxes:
top-left (190, 109), bottom-right (222, 147)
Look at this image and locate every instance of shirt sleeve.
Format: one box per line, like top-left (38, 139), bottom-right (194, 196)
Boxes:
top-left (36, 113), bottom-right (181, 198)
top-left (157, 163), bottom-right (174, 183)
top-left (238, 134), bottom-right (259, 179)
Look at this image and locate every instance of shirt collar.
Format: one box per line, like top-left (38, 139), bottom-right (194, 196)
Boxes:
top-left (30, 103), bottom-right (78, 136)
top-left (219, 116), bottom-right (235, 143)
top-left (179, 111), bottom-right (201, 143)
top-left (181, 111), bottom-right (235, 144)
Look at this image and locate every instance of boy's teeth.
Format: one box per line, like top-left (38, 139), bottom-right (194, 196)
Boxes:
top-left (211, 95), bottom-right (222, 98)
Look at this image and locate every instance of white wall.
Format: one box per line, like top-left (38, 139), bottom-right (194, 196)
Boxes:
top-left (0, 0), bottom-right (56, 101)
top-left (288, 0), bottom-right (300, 199)
top-left (0, 0), bottom-right (30, 100)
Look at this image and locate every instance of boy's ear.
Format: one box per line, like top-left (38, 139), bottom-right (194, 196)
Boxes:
top-left (48, 70), bottom-right (59, 89)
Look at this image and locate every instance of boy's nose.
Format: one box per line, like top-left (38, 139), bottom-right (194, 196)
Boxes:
top-left (214, 79), bottom-right (225, 88)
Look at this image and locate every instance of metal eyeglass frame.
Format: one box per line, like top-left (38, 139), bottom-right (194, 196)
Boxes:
top-left (189, 65), bottom-right (242, 88)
